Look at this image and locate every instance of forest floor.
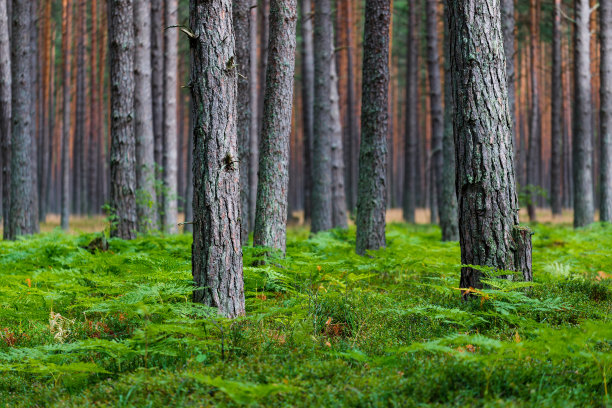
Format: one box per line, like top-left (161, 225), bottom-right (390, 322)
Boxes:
top-left (0, 220), bottom-right (610, 407)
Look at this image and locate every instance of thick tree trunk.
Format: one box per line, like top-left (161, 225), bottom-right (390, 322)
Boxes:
top-left (0, 0), bottom-right (10, 237)
top-left (233, 0), bottom-right (251, 244)
top-left (573, 0), bottom-right (594, 227)
top-left (330, 51), bottom-right (348, 229)
top-left (300, 0), bottom-right (314, 221)
top-left (402, 0), bottom-right (417, 223)
top-left (448, 0), bottom-right (532, 291)
top-left (600, 0), bottom-right (612, 222)
top-left (8, 0), bottom-right (35, 238)
top-left (311, 0), bottom-right (334, 233)
top-left (501, 0), bottom-right (516, 164)
top-left (527, 0), bottom-right (540, 222)
top-left (551, 0), bottom-right (563, 216)
top-left (441, 1), bottom-right (458, 241)
top-left (61, 0), bottom-right (72, 231)
top-left (163, 0), bottom-right (178, 233)
top-left (355, 0), bottom-right (389, 255)
top-left (190, 0), bottom-right (245, 318)
top-left (253, 0), bottom-right (297, 253)
top-left (248, 0), bottom-right (258, 230)
top-left (109, 0), bottom-right (137, 239)
top-left (134, 0), bottom-right (158, 232)
top-left (151, 0), bottom-right (164, 218)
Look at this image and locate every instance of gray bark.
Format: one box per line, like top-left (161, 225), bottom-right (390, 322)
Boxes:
top-left (330, 50), bottom-right (348, 229)
top-left (402, 0), bottom-right (417, 223)
top-left (253, 0), bottom-right (297, 253)
top-left (448, 0), bottom-right (532, 291)
top-left (163, 0), bottom-right (178, 233)
top-left (134, 0), bottom-right (158, 232)
top-left (248, 0), bottom-right (258, 230)
top-left (28, 0), bottom-right (38, 232)
top-left (501, 0), bottom-right (516, 161)
top-left (151, 0), bottom-right (164, 217)
top-left (527, 0), bottom-right (540, 222)
top-left (355, 0), bottom-right (389, 255)
top-left (573, 0), bottom-right (594, 227)
top-left (0, 0), bottom-right (10, 237)
top-left (233, 0), bottom-right (251, 244)
top-left (300, 0), bottom-right (314, 221)
top-left (74, 0), bottom-right (86, 216)
top-left (600, 0), bottom-right (612, 222)
top-left (184, 100), bottom-right (193, 233)
top-left (8, 0), bottom-right (35, 238)
top-left (311, 0), bottom-right (334, 233)
top-left (551, 0), bottom-right (563, 215)
top-left (190, 0), bottom-right (245, 318)
top-left (109, 0), bottom-right (138, 239)
top-left (61, 0), bottom-right (72, 231)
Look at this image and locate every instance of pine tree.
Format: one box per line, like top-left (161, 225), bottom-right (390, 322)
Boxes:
top-left (0, 0), bottom-right (10, 238)
top-left (600, 0), bottom-right (612, 222)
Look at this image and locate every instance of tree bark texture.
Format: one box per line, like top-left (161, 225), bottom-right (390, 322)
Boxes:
top-left (356, 0), bottom-right (389, 255)
top-left (61, 0), bottom-right (72, 231)
top-left (0, 0), bottom-right (10, 238)
top-left (551, 0), bottom-right (563, 216)
top-left (74, 0), bottom-right (86, 215)
top-left (190, 0), bottom-right (245, 318)
top-left (109, 0), bottom-right (138, 239)
top-left (448, 0), bottom-right (532, 291)
top-left (573, 0), bottom-right (594, 227)
top-left (163, 0), bottom-right (178, 233)
top-left (330, 50), bottom-right (348, 229)
top-left (151, 0), bottom-right (164, 209)
top-left (402, 0), bottom-right (417, 223)
top-left (300, 0), bottom-right (314, 221)
top-left (28, 1), bottom-right (38, 232)
top-left (526, 0), bottom-right (540, 222)
top-left (600, 0), bottom-right (612, 222)
top-left (501, 0), bottom-right (516, 160)
top-left (311, 0), bottom-right (334, 233)
top-left (134, 0), bottom-right (158, 232)
top-left (248, 0), bottom-right (258, 230)
top-left (253, 0), bottom-right (297, 253)
top-left (233, 0), bottom-right (251, 245)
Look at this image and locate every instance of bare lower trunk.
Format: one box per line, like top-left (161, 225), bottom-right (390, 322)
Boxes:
top-left (402, 0), bottom-right (417, 223)
top-left (300, 0), bottom-right (314, 221)
top-left (527, 0), bottom-right (540, 222)
top-left (600, 0), bottom-right (612, 222)
top-left (501, 0), bottom-right (516, 166)
top-left (330, 51), bottom-right (348, 229)
top-left (61, 0), bottom-right (72, 231)
top-left (253, 0), bottom-right (297, 253)
top-left (248, 0), bottom-right (258, 231)
top-left (355, 0), bottom-right (389, 255)
top-left (151, 0), bottom-right (164, 219)
top-left (551, 0), bottom-right (563, 216)
top-left (190, 0), bottom-right (245, 318)
top-left (0, 0), bottom-right (10, 237)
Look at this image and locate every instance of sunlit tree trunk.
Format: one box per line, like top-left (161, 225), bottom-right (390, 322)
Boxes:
top-left (330, 51), bottom-right (348, 229)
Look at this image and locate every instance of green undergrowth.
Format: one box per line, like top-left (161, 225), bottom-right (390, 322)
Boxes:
top-left (0, 222), bottom-right (610, 407)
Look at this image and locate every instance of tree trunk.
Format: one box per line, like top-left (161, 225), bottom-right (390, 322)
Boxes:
top-left (233, 0), bottom-right (251, 245)
top-left (501, 0), bottom-right (516, 167)
top-left (74, 0), bottom-right (86, 216)
top-left (163, 0), bottom-right (178, 233)
top-left (8, 0), bottom-right (35, 238)
top-left (527, 0), bottom-right (540, 222)
top-left (253, 0), bottom-right (297, 253)
top-left (134, 0), bottom-right (158, 232)
top-left (109, 0), bottom-right (137, 239)
top-left (184, 100), bottom-right (193, 233)
top-left (248, 0), bottom-right (258, 230)
top-left (28, 1), bottom-right (38, 233)
top-left (330, 50), bottom-right (348, 229)
top-left (190, 0), bottom-right (245, 318)
top-left (402, 0), bottom-right (417, 223)
top-left (39, 0), bottom-right (52, 222)
top-left (0, 0), bottom-right (10, 238)
top-left (311, 0), bottom-right (334, 233)
top-left (355, 0), bottom-right (389, 255)
top-left (551, 0), bottom-right (563, 216)
top-left (573, 0), bottom-right (594, 227)
top-left (300, 0), bottom-right (314, 222)
top-left (448, 0), bottom-right (532, 291)
top-left (600, 0), bottom-right (612, 222)
top-left (441, 1), bottom-right (458, 241)
top-left (151, 0), bottom-right (163, 218)
top-left (60, 0), bottom-right (72, 231)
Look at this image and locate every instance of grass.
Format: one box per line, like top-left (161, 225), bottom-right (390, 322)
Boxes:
top-left (0, 220), bottom-right (610, 407)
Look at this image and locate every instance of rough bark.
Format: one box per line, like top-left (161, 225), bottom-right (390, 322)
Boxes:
top-left (184, 100), bottom-right (193, 233)
top-left (60, 0), bottom-right (72, 231)
top-left (448, 0), bottom-right (532, 291)
top-left (8, 0), bottom-right (35, 238)
top-left (311, 0), bottom-right (334, 233)
top-left (233, 0), bottom-right (251, 245)
top-left (600, 0), bottom-right (612, 222)
top-left (0, 0), bottom-right (10, 237)
top-left (39, 0), bottom-right (52, 222)
top-left (573, 0), bottom-right (594, 227)
top-left (190, 0), bottom-right (245, 318)
top-left (134, 0), bottom-right (158, 232)
top-left (109, 0), bottom-right (137, 239)
top-left (28, 1), bottom-right (38, 232)
top-left (441, 1), bottom-right (458, 241)
top-left (300, 0), bottom-right (314, 221)
top-left (355, 0), bottom-right (389, 255)
top-left (163, 0), bottom-right (178, 233)
top-left (551, 0), bottom-right (563, 216)
top-left (402, 0), bottom-right (417, 223)
top-left (74, 0), bottom-right (86, 216)
top-left (330, 50), bottom-right (348, 229)
top-left (526, 0), bottom-right (540, 222)
top-left (501, 0), bottom-right (516, 163)
top-left (151, 0), bottom-right (164, 208)
top-left (345, 0), bottom-right (359, 212)
top-left (253, 0), bottom-right (297, 253)
top-left (248, 0), bottom-right (258, 230)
